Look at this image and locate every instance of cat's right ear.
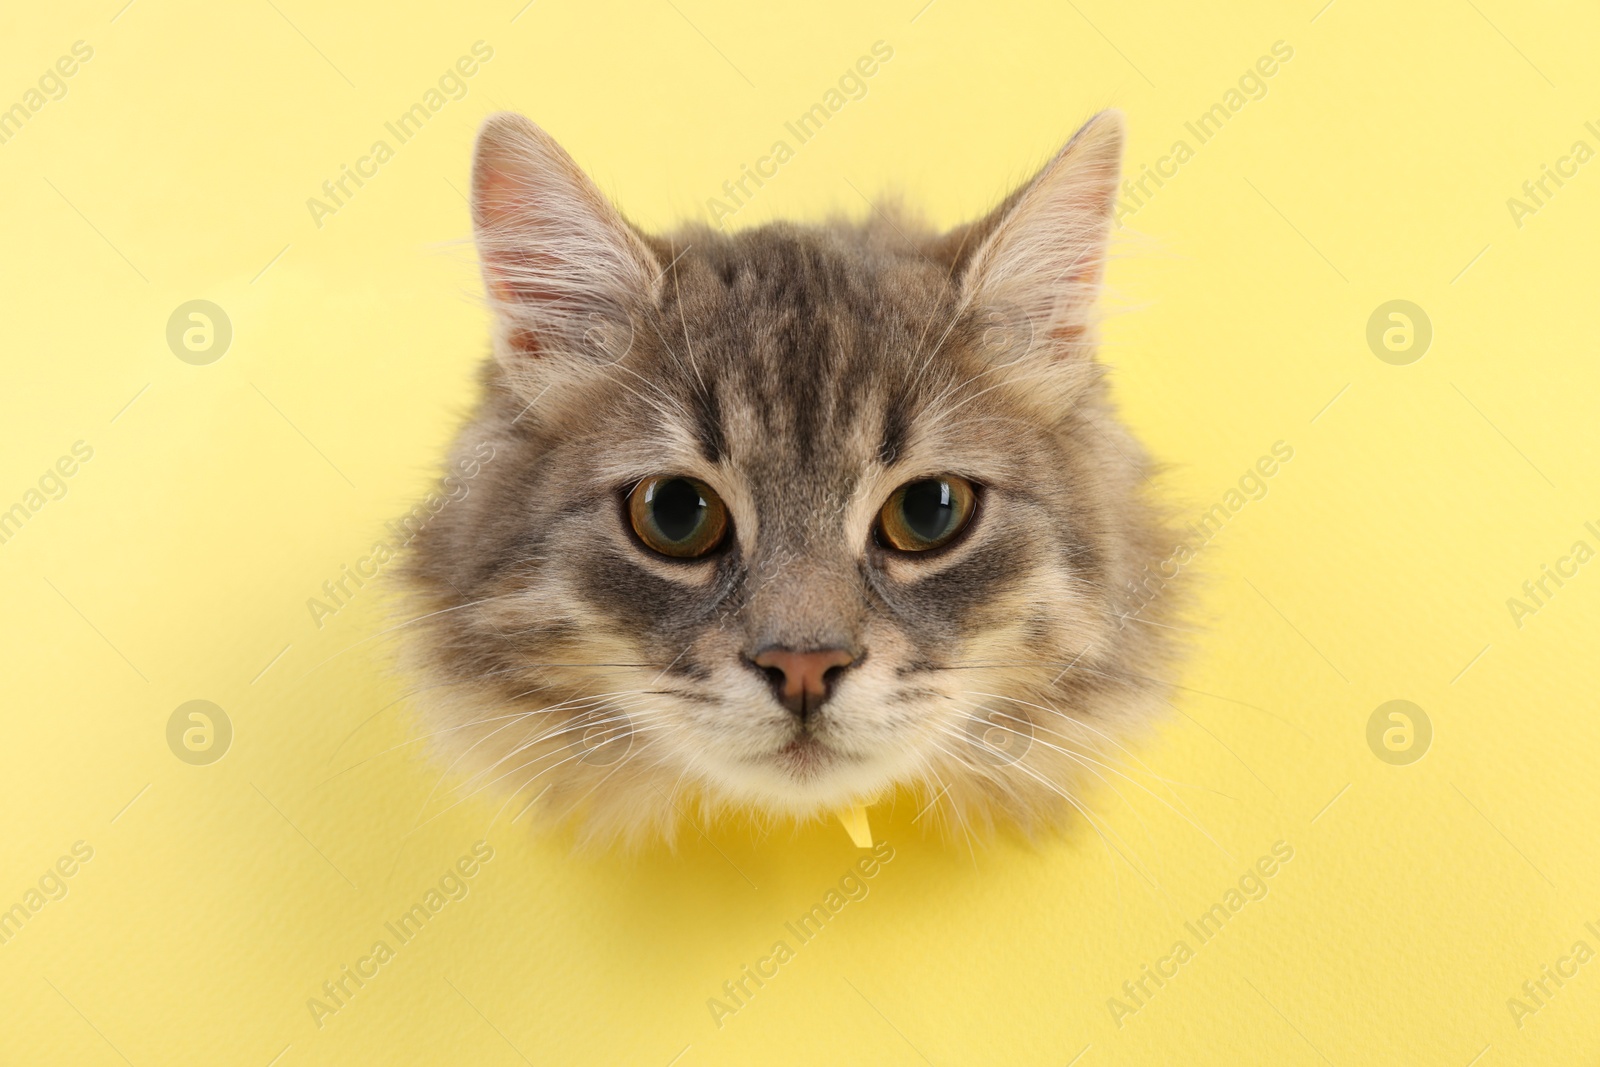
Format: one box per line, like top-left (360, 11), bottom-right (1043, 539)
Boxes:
top-left (471, 113), bottom-right (662, 376)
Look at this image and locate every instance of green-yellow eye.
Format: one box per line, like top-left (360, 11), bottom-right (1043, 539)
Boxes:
top-left (877, 476), bottom-right (977, 552)
top-left (627, 476), bottom-right (729, 559)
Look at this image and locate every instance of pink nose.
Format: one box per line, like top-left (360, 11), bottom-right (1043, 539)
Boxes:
top-left (749, 646), bottom-right (857, 721)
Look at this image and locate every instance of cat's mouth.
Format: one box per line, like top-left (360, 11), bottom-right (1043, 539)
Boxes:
top-left (771, 735), bottom-right (836, 777)
top-left (710, 724), bottom-right (911, 810)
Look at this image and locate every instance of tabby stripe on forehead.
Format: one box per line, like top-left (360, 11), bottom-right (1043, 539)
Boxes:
top-left (691, 382), bottom-right (725, 463)
top-left (878, 402), bottom-right (908, 466)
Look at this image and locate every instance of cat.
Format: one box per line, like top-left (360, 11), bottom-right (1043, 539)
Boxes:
top-left (397, 110), bottom-right (1182, 848)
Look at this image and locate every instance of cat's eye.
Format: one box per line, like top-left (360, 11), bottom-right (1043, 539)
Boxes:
top-left (627, 476), bottom-right (729, 559)
top-left (876, 476), bottom-right (977, 553)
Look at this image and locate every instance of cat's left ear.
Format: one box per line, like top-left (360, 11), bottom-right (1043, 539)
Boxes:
top-left (955, 111), bottom-right (1123, 361)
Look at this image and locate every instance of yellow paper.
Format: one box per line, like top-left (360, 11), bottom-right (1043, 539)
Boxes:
top-left (2, 2), bottom-right (1597, 1065)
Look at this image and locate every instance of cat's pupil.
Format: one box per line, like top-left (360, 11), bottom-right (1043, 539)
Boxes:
top-left (901, 480), bottom-right (954, 540)
top-left (651, 478), bottom-right (706, 542)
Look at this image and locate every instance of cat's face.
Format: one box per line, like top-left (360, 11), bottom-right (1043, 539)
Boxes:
top-left (400, 112), bottom-right (1178, 844)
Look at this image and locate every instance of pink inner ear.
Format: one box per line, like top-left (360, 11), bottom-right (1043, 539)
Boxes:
top-left (474, 164), bottom-right (531, 307)
top-left (481, 246), bottom-right (562, 358)
top-left (481, 245), bottom-right (548, 311)
top-left (474, 161), bottom-right (528, 230)
top-left (474, 166), bottom-right (568, 322)
top-left (469, 116), bottom-right (663, 368)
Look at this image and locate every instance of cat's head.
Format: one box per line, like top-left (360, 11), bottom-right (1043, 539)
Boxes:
top-left (400, 112), bottom-right (1178, 845)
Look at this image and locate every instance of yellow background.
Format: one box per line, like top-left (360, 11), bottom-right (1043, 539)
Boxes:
top-left (2, 0), bottom-right (1597, 1063)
